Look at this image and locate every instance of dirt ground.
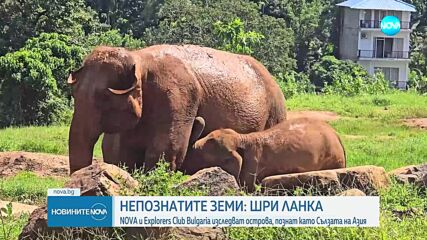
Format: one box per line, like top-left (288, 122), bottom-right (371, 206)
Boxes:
top-left (0, 151), bottom-right (70, 178)
top-left (287, 111), bottom-right (340, 122)
top-left (404, 118), bottom-right (427, 130)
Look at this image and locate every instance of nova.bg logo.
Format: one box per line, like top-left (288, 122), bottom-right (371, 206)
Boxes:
top-left (381, 16), bottom-right (401, 36)
top-left (48, 196), bottom-right (112, 227)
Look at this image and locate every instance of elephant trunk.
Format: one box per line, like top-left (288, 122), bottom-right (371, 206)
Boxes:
top-left (68, 108), bottom-right (102, 173)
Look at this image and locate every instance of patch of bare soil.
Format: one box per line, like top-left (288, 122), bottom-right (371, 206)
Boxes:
top-left (404, 118), bottom-right (427, 130)
top-left (0, 151), bottom-right (69, 178)
top-left (288, 111), bottom-right (340, 122)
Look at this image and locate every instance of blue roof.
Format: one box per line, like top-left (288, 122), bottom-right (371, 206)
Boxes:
top-left (337, 0), bottom-right (416, 12)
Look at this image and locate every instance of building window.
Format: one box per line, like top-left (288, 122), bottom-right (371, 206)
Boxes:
top-left (374, 67), bottom-right (399, 86)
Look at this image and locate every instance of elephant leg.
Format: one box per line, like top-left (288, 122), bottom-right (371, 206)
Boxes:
top-left (144, 120), bottom-right (195, 171)
top-left (102, 133), bottom-right (144, 172)
top-left (102, 133), bottom-right (121, 165)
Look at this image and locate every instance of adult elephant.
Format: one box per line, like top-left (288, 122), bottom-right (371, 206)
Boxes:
top-left (68, 45), bottom-right (286, 173)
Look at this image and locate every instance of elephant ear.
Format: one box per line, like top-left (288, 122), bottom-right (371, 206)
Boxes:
top-left (109, 64), bottom-right (145, 119)
top-left (67, 67), bottom-right (83, 85)
top-left (222, 150), bottom-right (243, 181)
top-left (108, 64), bottom-right (139, 95)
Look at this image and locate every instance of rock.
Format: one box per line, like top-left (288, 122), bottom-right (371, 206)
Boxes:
top-left (177, 167), bottom-right (240, 196)
top-left (262, 170), bottom-right (340, 195)
top-left (65, 162), bottom-right (139, 196)
top-left (337, 166), bottom-right (390, 192)
top-left (337, 189), bottom-right (366, 196)
top-left (18, 207), bottom-right (58, 240)
top-left (18, 163), bottom-right (138, 239)
top-left (126, 227), bottom-right (227, 240)
top-left (388, 163), bottom-right (427, 187)
top-left (261, 165), bottom-right (390, 195)
top-left (0, 201), bottom-right (38, 217)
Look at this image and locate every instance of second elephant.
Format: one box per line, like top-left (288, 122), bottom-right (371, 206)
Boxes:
top-left (193, 117), bottom-right (346, 192)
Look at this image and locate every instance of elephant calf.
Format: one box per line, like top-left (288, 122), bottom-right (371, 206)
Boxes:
top-left (193, 118), bottom-right (346, 192)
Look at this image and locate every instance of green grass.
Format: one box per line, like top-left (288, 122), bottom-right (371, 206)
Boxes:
top-left (287, 91), bottom-right (427, 120)
top-left (331, 119), bottom-right (427, 170)
top-left (228, 180), bottom-right (427, 240)
top-left (0, 213), bottom-right (29, 240)
top-left (287, 92), bottom-right (427, 170)
top-left (0, 126), bottom-right (103, 158)
top-left (0, 171), bottom-right (66, 205)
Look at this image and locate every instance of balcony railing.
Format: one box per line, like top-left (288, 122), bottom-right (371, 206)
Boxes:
top-left (358, 50), bottom-right (410, 59)
top-left (360, 20), bottom-right (411, 29)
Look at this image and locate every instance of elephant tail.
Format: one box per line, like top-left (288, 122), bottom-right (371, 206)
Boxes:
top-left (337, 134), bottom-right (347, 168)
top-left (265, 101), bottom-right (287, 129)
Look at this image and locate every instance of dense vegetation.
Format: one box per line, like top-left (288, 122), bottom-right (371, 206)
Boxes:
top-left (0, 0), bottom-right (426, 127)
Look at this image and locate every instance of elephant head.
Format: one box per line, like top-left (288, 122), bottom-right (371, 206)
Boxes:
top-left (68, 47), bottom-right (144, 173)
top-left (193, 129), bottom-right (243, 180)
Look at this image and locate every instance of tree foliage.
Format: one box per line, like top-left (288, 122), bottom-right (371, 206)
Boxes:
top-left (144, 0), bottom-right (295, 74)
top-left (213, 18), bottom-right (264, 55)
top-left (0, 0), bottom-right (99, 55)
top-left (86, 0), bottom-right (164, 37)
top-left (260, 0), bottom-right (340, 71)
top-left (22, 33), bottom-right (87, 98)
top-left (310, 56), bottom-right (390, 96)
top-left (84, 30), bottom-right (146, 49)
top-left (0, 50), bottom-right (67, 127)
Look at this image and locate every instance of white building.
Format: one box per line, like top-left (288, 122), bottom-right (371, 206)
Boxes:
top-left (337, 0), bottom-right (416, 89)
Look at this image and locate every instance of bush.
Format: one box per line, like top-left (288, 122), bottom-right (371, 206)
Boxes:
top-left (213, 18), bottom-right (264, 55)
top-left (311, 56), bottom-right (390, 96)
top-left (84, 30), bottom-right (146, 49)
top-left (408, 70), bottom-right (427, 94)
top-left (0, 50), bottom-right (67, 127)
top-left (22, 33), bottom-right (87, 99)
top-left (275, 71), bottom-right (315, 98)
top-left (130, 160), bottom-right (206, 196)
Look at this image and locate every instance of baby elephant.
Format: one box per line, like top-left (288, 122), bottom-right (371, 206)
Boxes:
top-left (193, 117), bottom-right (346, 192)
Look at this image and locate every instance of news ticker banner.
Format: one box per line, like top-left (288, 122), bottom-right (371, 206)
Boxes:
top-left (47, 189), bottom-right (379, 228)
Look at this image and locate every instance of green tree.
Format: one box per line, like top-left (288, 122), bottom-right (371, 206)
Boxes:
top-left (144, 0), bottom-right (295, 74)
top-left (19, 31), bottom-right (144, 102)
top-left (0, 0), bottom-right (100, 55)
top-left (260, 0), bottom-right (340, 71)
top-left (22, 33), bottom-right (87, 98)
top-left (85, 30), bottom-right (146, 49)
top-left (213, 18), bottom-right (264, 55)
top-left (86, 0), bottom-right (163, 37)
top-left (0, 50), bottom-right (67, 127)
